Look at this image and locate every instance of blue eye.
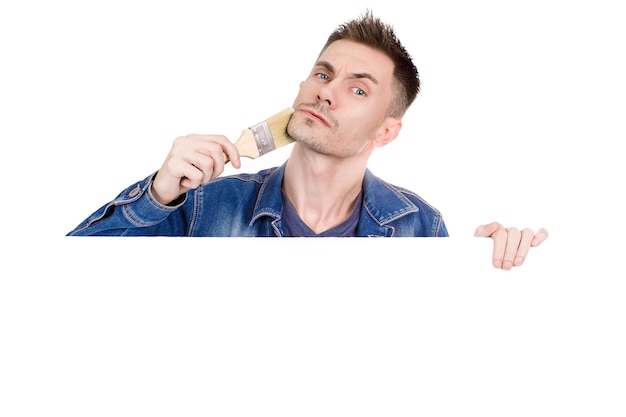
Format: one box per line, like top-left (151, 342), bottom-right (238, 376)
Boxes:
top-left (317, 73), bottom-right (330, 81)
top-left (353, 87), bottom-right (366, 96)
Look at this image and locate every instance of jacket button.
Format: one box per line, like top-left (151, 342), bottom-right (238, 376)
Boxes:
top-left (128, 184), bottom-right (141, 197)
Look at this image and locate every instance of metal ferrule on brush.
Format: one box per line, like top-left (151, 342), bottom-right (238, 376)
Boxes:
top-left (250, 121), bottom-right (275, 156)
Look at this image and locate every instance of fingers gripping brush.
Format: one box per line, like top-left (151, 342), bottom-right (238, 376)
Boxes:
top-left (224, 107), bottom-right (295, 162)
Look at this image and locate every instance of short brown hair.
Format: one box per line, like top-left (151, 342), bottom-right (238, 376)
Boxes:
top-left (321, 10), bottom-right (420, 118)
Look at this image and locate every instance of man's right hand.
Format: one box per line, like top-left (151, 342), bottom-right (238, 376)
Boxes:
top-left (151, 134), bottom-right (241, 205)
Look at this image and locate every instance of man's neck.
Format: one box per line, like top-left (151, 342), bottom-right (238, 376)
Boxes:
top-left (282, 144), bottom-right (369, 234)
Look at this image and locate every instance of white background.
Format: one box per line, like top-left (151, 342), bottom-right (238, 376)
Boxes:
top-left (1, 1), bottom-right (625, 416)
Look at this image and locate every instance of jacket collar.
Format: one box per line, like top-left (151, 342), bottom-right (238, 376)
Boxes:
top-left (361, 169), bottom-right (419, 225)
top-left (250, 164), bottom-right (285, 226)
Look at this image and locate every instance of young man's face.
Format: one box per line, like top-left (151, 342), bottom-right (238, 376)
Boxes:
top-left (288, 39), bottom-right (398, 159)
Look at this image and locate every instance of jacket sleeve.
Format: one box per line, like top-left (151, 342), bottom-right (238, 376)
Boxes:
top-left (66, 173), bottom-right (188, 236)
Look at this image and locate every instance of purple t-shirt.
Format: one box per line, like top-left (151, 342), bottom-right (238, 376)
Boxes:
top-left (281, 191), bottom-right (363, 237)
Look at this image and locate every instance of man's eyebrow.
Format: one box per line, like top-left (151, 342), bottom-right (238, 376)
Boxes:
top-left (352, 71), bottom-right (379, 85)
top-left (315, 60), bottom-right (379, 85)
top-left (315, 60), bottom-right (335, 75)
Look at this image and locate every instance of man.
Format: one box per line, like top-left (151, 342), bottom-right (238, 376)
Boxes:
top-left (67, 10), bottom-right (548, 270)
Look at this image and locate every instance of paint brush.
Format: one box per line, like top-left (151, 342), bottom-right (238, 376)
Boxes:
top-left (225, 107), bottom-right (295, 162)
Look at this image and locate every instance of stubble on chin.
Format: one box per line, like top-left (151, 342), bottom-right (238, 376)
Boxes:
top-left (287, 118), bottom-right (332, 154)
top-left (287, 114), bottom-right (315, 142)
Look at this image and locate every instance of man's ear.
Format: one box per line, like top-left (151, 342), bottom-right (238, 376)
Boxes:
top-left (373, 117), bottom-right (402, 147)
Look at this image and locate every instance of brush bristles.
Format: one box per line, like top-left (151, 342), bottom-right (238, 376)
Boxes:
top-left (231, 107), bottom-right (296, 160)
top-left (265, 107), bottom-right (295, 148)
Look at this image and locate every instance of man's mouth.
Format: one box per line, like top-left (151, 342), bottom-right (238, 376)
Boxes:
top-left (298, 106), bottom-right (332, 127)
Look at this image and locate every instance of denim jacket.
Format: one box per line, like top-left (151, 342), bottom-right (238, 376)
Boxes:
top-left (67, 163), bottom-right (448, 237)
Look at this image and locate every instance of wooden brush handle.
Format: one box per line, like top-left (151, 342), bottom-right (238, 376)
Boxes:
top-left (223, 128), bottom-right (259, 163)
